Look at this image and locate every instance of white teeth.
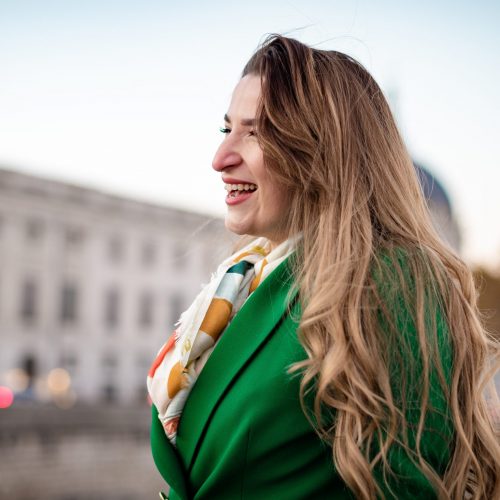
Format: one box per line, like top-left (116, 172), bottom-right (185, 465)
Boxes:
top-left (224, 183), bottom-right (257, 192)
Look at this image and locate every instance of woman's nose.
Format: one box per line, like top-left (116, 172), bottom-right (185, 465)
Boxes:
top-left (212, 142), bottom-right (243, 172)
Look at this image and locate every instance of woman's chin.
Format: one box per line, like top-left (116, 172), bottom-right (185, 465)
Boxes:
top-left (224, 218), bottom-right (250, 236)
top-left (224, 219), bottom-right (247, 236)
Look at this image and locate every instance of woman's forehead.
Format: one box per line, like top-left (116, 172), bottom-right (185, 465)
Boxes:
top-left (226, 75), bottom-right (261, 123)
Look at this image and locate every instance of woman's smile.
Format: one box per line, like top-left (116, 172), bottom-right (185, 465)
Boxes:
top-left (223, 177), bottom-right (258, 205)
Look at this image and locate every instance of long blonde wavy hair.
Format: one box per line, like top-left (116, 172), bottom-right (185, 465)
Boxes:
top-left (236, 34), bottom-right (500, 499)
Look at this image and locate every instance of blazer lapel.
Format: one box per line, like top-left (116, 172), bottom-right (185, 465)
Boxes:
top-left (176, 256), bottom-right (299, 472)
top-left (151, 404), bottom-right (190, 498)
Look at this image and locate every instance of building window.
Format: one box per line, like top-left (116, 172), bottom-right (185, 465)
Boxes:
top-left (141, 240), bottom-right (156, 267)
top-left (169, 292), bottom-right (184, 328)
top-left (64, 226), bottom-right (85, 248)
top-left (20, 354), bottom-right (38, 389)
top-left (136, 385), bottom-right (147, 403)
top-left (108, 235), bottom-right (124, 263)
top-left (26, 217), bottom-right (44, 240)
top-left (138, 291), bottom-right (154, 329)
top-left (60, 353), bottom-right (78, 373)
top-left (136, 354), bottom-right (151, 378)
top-left (104, 287), bottom-right (120, 329)
top-left (102, 384), bottom-right (117, 403)
top-left (20, 279), bottom-right (37, 323)
top-left (60, 283), bottom-right (78, 323)
top-left (101, 354), bottom-right (118, 400)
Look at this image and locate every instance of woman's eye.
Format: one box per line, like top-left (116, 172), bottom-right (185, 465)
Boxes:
top-left (219, 127), bottom-right (256, 137)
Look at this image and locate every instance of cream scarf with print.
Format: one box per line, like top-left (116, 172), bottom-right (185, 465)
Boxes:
top-left (147, 235), bottom-right (299, 445)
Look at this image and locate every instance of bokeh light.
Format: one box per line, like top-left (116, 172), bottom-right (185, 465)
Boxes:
top-left (0, 386), bottom-right (14, 409)
top-left (53, 388), bottom-right (78, 409)
top-left (4, 368), bottom-right (29, 393)
top-left (47, 368), bottom-right (71, 395)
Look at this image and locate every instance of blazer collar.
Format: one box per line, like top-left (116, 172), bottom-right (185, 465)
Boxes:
top-left (176, 255), bottom-right (299, 472)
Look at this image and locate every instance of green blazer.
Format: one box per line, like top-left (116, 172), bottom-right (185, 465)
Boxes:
top-left (151, 257), bottom-right (453, 499)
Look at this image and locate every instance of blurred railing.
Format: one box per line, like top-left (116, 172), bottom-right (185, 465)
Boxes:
top-left (0, 403), bottom-right (165, 500)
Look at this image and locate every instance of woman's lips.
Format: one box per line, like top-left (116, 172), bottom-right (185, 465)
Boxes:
top-left (225, 190), bottom-right (255, 206)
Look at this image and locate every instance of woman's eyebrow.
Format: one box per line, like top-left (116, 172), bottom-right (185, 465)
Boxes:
top-left (224, 114), bottom-right (256, 126)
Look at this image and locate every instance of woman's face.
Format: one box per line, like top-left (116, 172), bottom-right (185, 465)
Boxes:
top-left (212, 74), bottom-right (289, 246)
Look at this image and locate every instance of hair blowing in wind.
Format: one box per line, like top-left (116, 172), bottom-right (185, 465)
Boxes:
top-left (239, 34), bottom-right (500, 499)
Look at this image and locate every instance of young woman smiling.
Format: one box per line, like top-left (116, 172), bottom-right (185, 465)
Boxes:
top-left (148, 35), bottom-right (500, 499)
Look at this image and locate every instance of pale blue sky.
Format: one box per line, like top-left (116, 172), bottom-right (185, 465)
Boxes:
top-left (1, 0), bottom-right (499, 266)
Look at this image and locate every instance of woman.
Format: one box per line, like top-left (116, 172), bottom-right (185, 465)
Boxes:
top-left (147, 34), bottom-right (500, 499)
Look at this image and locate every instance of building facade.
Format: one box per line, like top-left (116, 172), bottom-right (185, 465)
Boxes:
top-left (0, 168), bottom-right (231, 406)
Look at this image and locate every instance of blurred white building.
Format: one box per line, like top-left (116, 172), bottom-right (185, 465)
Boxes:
top-left (0, 168), bottom-right (231, 406)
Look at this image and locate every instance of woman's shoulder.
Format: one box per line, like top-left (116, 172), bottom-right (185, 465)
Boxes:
top-left (370, 244), bottom-right (448, 312)
top-left (369, 244), bottom-right (452, 376)
top-left (374, 245), bottom-right (453, 386)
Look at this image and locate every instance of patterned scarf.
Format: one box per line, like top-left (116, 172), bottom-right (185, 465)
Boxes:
top-left (147, 236), bottom-right (298, 445)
